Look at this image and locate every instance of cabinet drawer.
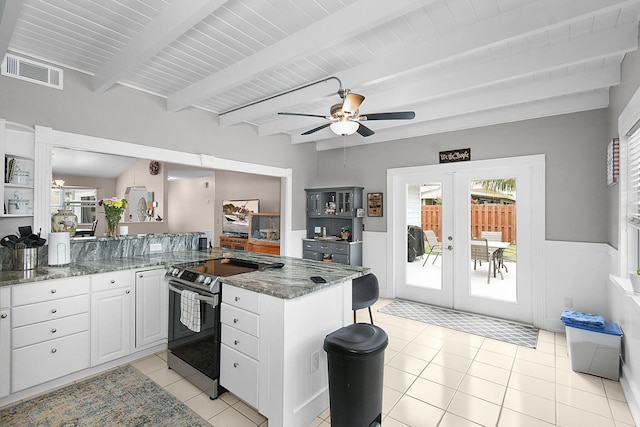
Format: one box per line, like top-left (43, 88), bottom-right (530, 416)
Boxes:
top-left (302, 240), bottom-right (318, 251)
top-left (13, 313), bottom-right (89, 349)
top-left (12, 331), bottom-right (90, 392)
top-left (303, 250), bottom-right (321, 261)
top-left (221, 304), bottom-right (259, 337)
top-left (91, 270), bottom-right (132, 292)
top-left (0, 287), bottom-right (9, 309)
top-left (318, 242), bottom-right (331, 252)
top-left (222, 285), bottom-right (259, 313)
top-left (331, 243), bottom-right (350, 255)
top-left (221, 323), bottom-right (259, 360)
top-left (12, 276), bottom-right (88, 306)
top-left (332, 254), bottom-right (350, 265)
top-left (12, 294), bottom-right (89, 328)
top-left (220, 344), bottom-right (258, 409)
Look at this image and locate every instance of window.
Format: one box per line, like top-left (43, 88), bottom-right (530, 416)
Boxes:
top-left (626, 128), bottom-right (640, 225)
top-left (51, 187), bottom-right (97, 225)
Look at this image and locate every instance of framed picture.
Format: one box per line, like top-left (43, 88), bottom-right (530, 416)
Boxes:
top-left (367, 192), bottom-right (383, 217)
top-left (222, 199), bottom-right (260, 236)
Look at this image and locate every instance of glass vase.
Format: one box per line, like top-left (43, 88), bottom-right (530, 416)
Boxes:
top-left (106, 218), bottom-right (119, 237)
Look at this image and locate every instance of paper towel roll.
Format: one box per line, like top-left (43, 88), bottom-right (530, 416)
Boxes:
top-left (48, 232), bottom-right (70, 266)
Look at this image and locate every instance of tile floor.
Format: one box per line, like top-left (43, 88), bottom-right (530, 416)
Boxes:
top-left (131, 298), bottom-right (637, 426)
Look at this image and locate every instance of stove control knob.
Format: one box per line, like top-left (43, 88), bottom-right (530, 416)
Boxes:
top-left (197, 275), bottom-right (206, 283)
top-left (203, 277), bottom-right (213, 285)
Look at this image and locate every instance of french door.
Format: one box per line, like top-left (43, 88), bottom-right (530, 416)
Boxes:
top-left (389, 156), bottom-right (544, 325)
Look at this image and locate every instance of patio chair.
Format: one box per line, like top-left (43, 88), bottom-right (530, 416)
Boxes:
top-left (471, 238), bottom-right (503, 283)
top-left (481, 231), bottom-right (507, 273)
top-left (422, 230), bottom-right (443, 266)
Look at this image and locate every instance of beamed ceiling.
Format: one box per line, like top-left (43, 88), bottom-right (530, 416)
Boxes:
top-left (1, 0), bottom-right (639, 151)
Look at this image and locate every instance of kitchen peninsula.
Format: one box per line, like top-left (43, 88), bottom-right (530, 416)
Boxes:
top-left (0, 237), bottom-right (367, 427)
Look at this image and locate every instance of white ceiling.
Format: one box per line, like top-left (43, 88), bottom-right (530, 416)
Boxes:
top-left (2, 0), bottom-right (639, 151)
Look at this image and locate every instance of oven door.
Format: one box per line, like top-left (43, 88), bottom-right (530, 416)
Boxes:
top-left (167, 280), bottom-right (221, 379)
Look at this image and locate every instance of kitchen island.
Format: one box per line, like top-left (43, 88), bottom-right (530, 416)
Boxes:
top-left (0, 247), bottom-right (368, 427)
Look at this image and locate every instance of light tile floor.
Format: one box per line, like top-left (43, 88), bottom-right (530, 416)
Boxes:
top-left (132, 298), bottom-right (637, 426)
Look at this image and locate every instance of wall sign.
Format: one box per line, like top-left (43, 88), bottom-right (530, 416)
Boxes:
top-left (367, 192), bottom-right (383, 217)
top-left (439, 148), bottom-right (471, 163)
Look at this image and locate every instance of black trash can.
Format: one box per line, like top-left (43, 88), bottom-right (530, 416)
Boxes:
top-left (323, 323), bottom-right (388, 427)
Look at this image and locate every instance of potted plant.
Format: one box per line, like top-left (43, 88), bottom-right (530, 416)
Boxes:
top-left (323, 253), bottom-right (333, 262)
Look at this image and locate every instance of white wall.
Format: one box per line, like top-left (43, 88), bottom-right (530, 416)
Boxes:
top-left (167, 174), bottom-right (216, 238)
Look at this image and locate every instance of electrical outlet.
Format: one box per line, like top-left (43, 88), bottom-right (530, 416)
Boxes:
top-left (564, 297), bottom-right (573, 308)
top-left (149, 243), bottom-right (162, 252)
top-left (311, 351), bottom-right (320, 373)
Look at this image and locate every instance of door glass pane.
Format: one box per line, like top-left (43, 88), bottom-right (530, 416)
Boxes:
top-left (468, 179), bottom-right (517, 302)
top-left (406, 182), bottom-right (443, 290)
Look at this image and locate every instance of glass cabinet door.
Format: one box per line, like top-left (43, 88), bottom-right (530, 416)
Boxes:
top-left (336, 191), bottom-right (352, 216)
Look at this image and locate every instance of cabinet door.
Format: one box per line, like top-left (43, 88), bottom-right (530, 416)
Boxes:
top-left (306, 192), bottom-right (321, 216)
top-left (91, 287), bottom-right (132, 366)
top-left (0, 308), bottom-right (9, 398)
top-left (135, 268), bottom-right (168, 349)
top-left (336, 190), bottom-right (353, 216)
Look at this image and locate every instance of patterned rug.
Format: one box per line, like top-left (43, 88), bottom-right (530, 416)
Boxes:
top-left (0, 365), bottom-right (210, 427)
top-left (379, 299), bottom-right (538, 348)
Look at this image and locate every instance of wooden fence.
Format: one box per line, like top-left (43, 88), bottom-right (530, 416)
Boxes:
top-left (421, 204), bottom-right (516, 243)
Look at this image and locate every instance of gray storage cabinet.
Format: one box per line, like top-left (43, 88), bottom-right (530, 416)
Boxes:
top-left (303, 187), bottom-right (363, 266)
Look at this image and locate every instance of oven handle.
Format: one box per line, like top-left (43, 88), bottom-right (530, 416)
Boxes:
top-left (168, 282), bottom-right (218, 306)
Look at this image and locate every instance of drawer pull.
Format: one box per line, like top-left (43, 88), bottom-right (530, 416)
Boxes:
top-left (233, 362), bottom-right (239, 368)
top-left (51, 328), bottom-right (57, 333)
top-left (51, 348), bottom-right (57, 353)
top-left (139, 274), bottom-right (143, 278)
top-left (110, 280), bottom-right (116, 284)
top-left (51, 309), bottom-right (57, 314)
top-left (126, 290), bottom-right (130, 294)
top-left (50, 289), bottom-right (57, 294)
top-left (235, 296), bottom-right (240, 302)
top-left (0, 314), bottom-right (6, 319)
top-left (233, 318), bottom-right (239, 324)
top-left (234, 340), bottom-right (239, 345)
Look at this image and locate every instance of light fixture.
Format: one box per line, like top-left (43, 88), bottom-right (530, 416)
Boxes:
top-left (330, 120), bottom-right (359, 136)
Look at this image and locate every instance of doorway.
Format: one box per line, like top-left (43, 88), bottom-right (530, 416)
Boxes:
top-left (388, 155), bottom-right (545, 325)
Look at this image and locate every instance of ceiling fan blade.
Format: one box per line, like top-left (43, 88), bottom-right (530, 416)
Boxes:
top-left (360, 111), bottom-right (415, 121)
top-left (342, 93), bottom-right (365, 115)
top-left (278, 112), bottom-right (329, 119)
top-left (301, 123), bottom-right (331, 135)
top-left (356, 123), bottom-right (375, 137)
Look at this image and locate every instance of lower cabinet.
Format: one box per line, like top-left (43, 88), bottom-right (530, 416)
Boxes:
top-left (10, 276), bottom-right (91, 392)
top-left (220, 284), bottom-right (260, 409)
top-left (135, 268), bottom-right (168, 349)
top-left (0, 287), bottom-right (10, 398)
top-left (90, 271), bottom-right (133, 367)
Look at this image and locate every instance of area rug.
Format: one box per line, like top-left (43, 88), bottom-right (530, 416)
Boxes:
top-left (379, 299), bottom-right (538, 348)
top-left (0, 365), bottom-right (210, 427)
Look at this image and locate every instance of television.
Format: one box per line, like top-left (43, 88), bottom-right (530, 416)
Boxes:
top-left (222, 199), bottom-right (259, 237)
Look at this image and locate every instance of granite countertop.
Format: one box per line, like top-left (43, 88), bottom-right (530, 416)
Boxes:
top-left (0, 248), bottom-right (369, 299)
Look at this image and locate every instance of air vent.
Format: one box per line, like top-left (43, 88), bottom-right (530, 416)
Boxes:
top-left (1, 54), bottom-right (63, 90)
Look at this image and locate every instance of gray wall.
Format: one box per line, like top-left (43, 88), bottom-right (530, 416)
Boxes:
top-left (4, 53), bottom-right (640, 244)
top-left (315, 110), bottom-right (610, 242)
top-left (607, 47), bottom-right (640, 249)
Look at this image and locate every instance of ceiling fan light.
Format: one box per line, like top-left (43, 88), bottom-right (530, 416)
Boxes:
top-left (330, 120), bottom-right (359, 136)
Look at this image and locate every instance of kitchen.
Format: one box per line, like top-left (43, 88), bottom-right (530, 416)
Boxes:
top-left (1, 1), bottom-right (640, 426)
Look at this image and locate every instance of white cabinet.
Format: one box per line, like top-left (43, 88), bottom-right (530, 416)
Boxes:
top-left (135, 267), bottom-right (168, 349)
top-left (0, 287), bottom-right (10, 398)
top-left (90, 271), bottom-right (133, 366)
top-left (220, 284), bottom-right (260, 408)
top-left (11, 276), bottom-right (90, 392)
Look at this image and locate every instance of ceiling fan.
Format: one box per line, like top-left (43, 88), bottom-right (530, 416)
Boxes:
top-left (278, 88), bottom-right (415, 137)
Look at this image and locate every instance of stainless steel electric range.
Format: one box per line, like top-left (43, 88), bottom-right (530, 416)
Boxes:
top-left (165, 257), bottom-right (272, 399)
